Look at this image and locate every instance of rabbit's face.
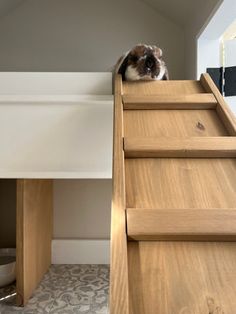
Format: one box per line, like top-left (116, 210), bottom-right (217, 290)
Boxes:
top-left (117, 44), bottom-right (169, 81)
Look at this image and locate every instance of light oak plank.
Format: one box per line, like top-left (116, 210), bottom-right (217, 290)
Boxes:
top-left (200, 73), bottom-right (236, 135)
top-left (16, 179), bottom-right (53, 306)
top-left (124, 109), bottom-right (229, 137)
top-left (109, 75), bottom-right (129, 314)
top-left (16, 180), bottom-right (24, 306)
top-left (127, 208), bottom-right (236, 241)
top-left (123, 94), bottom-right (217, 109)
top-left (124, 136), bottom-right (236, 158)
top-left (111, 74), bottom-right (236, 314)
top-left (128, 241), bottom-right (236, 314)
top-left (125, 158), bottom-right (236, 210)
top-left (123, 80), bottom-right (206, 95)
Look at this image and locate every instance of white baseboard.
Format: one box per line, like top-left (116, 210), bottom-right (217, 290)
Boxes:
top-left (52, 239), bottom-right (110, 264)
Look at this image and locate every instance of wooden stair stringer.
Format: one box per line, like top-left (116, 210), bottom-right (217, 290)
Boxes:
top-left (110, 73), bottom-right (236, 314)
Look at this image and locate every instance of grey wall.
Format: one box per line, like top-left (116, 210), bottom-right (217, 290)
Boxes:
top-left (0, 180), bottom-right (16, 248)
top-left (53, 180), bottom-right (112, 239)
top-left (0, 0), bottom-right (185, 79)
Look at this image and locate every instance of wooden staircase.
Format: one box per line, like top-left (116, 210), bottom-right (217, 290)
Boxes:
top-left (110, 73), bottom-right (236, 314)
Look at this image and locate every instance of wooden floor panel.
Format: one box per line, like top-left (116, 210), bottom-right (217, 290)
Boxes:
top-left (125, 158), bottom-right (236, 209)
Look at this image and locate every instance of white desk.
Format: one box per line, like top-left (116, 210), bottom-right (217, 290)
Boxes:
top-left (0, 72), bottom-right (113, 305)
top-left (0, 73), bottom-right (113, 178)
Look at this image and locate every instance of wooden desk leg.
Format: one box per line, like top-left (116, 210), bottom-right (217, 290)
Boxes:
top-left (16, 179), bottom-right (53, 306)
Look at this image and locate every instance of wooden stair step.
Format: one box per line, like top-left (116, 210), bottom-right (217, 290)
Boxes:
top-left (124, 136), bottom-right (236, 158)
top-left (123, 93), bottom-right (217, 109)
top-left (126, 208), bottom-right (236, 241)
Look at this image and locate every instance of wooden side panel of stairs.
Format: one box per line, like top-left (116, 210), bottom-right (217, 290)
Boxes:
top-left (110, 74), bottom-right (236, 314)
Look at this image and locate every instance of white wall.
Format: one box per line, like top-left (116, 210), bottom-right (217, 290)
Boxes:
top-left (197, 39), bottom-right (221, 78)
top-left (0, 0), bottom-right (184, 79)
top-left (197, 0), bottom-right (236, 79)
top-left (224, 39), bottom-right (236, 115)
top-left (184, 0), bottom-right (222, 79)
top-left (195, 0), bottom-right (236, 116)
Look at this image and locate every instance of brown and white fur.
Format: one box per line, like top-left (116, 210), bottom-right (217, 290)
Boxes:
top-left (115, 44), bottom-right (169, 81)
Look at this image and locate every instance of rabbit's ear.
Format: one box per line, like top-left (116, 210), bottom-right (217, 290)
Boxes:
top-left (117, 54), bottom-right (130, 81)
top-left (153, 46), bottom-right (163, 58)
top-left (114, 50), bottom-right (130, 80)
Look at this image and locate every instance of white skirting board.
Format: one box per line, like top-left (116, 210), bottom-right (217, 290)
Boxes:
top-left (52, 239), bottom-right (110, 264)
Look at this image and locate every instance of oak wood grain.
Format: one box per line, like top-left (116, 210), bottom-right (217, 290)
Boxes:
top-left (111, 74), bottom-right (236, 314)
top-left (200, 73), bottom-right (236, 135)
top-left (109, 75), bottom-right (129, 314)
top-left (125, 158), bottom-right (236, 209)
top-left (124, 109), bottom-right (229, 137)
top-left (16, 179), bottom-right (53, 306)
top-left (124, 136), bottom-right (236, 158)
top-left (123, 80), bottom-right (206, 95)
top-left (128, 241), bottom-right (236, 314)
top-left (16, 180), bottom-right (24, 306)
top-left (127, 208), bottom-right (236, 241)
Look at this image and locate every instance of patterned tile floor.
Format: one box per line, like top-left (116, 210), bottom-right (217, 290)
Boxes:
top-left (0, 265), bottom-right (109, 314)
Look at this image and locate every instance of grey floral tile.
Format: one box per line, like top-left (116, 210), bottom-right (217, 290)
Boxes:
top-left (0, 265), bottom-right (109, 314)
top-left (49, 265), bottom-right (109, 314)
top-left (0, 281), bottom-right (55, 313)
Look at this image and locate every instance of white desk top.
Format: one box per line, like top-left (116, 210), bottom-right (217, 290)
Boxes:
top-left (0, 73), bottom-right (113, 179)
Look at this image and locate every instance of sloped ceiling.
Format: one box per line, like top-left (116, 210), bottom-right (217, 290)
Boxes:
top-left (0, 0), bottom-right (221, 27)
top-left (0, 0), bottom-right (24, 19)
top-left (142, 0), bottom-right (219, 26)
